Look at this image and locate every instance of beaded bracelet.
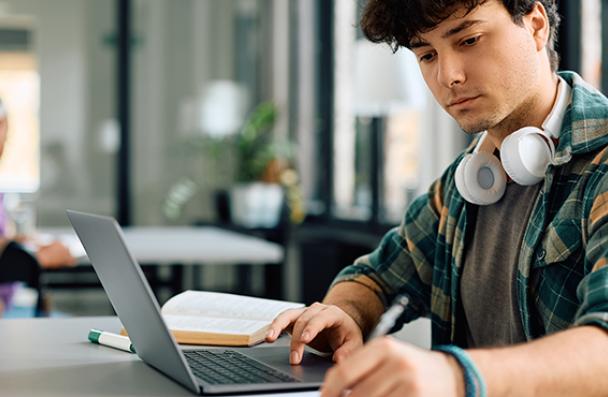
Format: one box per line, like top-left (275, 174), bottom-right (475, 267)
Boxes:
top-left (434, 345), bottom-right (487, 397)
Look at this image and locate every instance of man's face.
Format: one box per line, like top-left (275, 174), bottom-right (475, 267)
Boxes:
top-left (410, 0), bottom-right (546, 135)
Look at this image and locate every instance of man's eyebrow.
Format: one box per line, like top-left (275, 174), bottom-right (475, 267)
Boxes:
top-left (442, 19), bottom-right (485, 39)
top-left (410, 19), bottom-right (486, 49)
top-left (409, 40), bottom-right (430, 50)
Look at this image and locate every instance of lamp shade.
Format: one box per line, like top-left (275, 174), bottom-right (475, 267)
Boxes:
top-left (199, 80), bottom-right (248, 138)
top-left (353, 40), bottom-right (425, 116)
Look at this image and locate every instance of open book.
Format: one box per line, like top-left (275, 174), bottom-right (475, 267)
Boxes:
top-left (144, 290), bottom-right (303, 346)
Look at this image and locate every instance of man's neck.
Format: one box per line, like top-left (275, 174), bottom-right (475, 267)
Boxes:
top-left (486, 73), bottom-right (559, 150)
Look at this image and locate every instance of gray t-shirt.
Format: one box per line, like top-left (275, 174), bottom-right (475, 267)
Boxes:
top-left (460, 181), bottom-right (542, 348)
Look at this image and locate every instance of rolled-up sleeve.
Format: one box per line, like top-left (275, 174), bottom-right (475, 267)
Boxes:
top-left (330, 171), bottom-right (448, 325)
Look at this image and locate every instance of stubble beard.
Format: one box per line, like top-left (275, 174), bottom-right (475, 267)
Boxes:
top-left (455, 112), bottom-right (501, 135)
top-left (454, 101), bottom-right (519, 136)
top-left (460, 120), bottom-right (494, 135)
top-left (458, 106), bottom-right (534, 138)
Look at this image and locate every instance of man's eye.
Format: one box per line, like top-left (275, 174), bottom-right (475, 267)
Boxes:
top-left (419, 53), bottom-right (435, 63)
top-left (462, 36), bottom-right (479, 46)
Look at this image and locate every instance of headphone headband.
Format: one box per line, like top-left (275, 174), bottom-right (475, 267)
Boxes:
top-left (541, 76), bottom-right (572, 139)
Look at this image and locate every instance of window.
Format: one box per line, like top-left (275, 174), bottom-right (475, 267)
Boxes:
top-left (0, 1), bottom-right (118, 226)
top-left (0, 41), bottom-right (39, 192)
top-left (581, 0), bottom-right (602, 90)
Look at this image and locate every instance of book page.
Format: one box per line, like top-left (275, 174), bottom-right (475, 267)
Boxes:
top-left (161, 291), bottom-right (304, 321)
top-left (163, 314), bottom-right (269, 335)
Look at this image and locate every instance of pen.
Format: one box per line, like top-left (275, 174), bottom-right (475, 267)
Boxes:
top-left (367, 294), bottom-right (409, 341)
top-left (88, 329), bottom-right (136, 353)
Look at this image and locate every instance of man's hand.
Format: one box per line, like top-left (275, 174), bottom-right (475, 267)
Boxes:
top-left (320, 337), bottom-right (464, 397)
top-left (36, 241), bottom-right (76, 269)
top-left (266, 302), bottom-right (365, 365)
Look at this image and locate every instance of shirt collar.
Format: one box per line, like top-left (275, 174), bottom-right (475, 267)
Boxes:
top-left (553, 71), bottom-right (608, 165)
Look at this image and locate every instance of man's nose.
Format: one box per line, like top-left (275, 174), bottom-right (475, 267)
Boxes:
top-left (436, 54), bottom-right (466, 88)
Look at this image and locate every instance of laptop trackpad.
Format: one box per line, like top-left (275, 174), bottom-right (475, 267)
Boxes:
top-left (237, 346), bottom-right (333, 383)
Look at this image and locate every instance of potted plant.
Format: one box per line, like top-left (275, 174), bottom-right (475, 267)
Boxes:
top-left (230, 102), bottom-right (301, 228)
top-left (162, 101), bottom-right (304, 227)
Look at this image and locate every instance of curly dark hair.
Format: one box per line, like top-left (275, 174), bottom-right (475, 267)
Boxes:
top-left (360, 0), bottom-right (561, 71)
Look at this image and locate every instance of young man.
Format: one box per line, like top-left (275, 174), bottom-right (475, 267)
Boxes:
top-left (267, 1), bottom-right (608, 396)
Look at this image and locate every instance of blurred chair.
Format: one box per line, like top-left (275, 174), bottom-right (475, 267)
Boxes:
top-left (0, 241), bottom-right (45, 316)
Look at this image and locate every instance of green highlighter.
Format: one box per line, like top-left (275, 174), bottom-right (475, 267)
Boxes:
top-left (88, 329), bottom-right (136, 353)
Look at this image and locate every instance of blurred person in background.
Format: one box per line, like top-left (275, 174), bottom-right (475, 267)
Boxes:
top-left (0, 98), bottom-right (76, 317)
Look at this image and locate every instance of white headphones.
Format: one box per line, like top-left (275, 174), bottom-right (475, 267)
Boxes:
top-left (455, 77), bottom-right (571, 205)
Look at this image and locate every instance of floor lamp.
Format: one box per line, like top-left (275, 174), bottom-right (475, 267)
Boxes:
top-left (352, 39), bottom-right (422, 223)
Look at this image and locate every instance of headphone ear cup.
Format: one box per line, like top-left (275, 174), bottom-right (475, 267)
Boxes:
top-left (455, 154), bottom-right (476, 203)
top-left (456, 152), bottom-right (507, 205)
top-left (501, 127), bottom-right (552, 185)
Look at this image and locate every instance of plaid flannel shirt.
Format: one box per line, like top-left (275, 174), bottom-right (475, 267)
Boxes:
top-left (332, 71), bottom-right (608, 345)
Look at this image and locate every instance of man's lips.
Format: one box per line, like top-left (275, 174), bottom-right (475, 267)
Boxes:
top-left (447, 95), bottom-right (481, 108)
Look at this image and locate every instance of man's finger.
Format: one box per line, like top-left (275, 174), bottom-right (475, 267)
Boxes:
top-left (331, 338), bottom-right (362, 363)
top-left (290, 303), bottom-right (327, 343)
top-left (266, 308), bottom-right (306, 342)
top-left (320, 338), bottom-right (391, 397)
top-left (346, 360), bottom-right (403, 397)
top-left (297, 308), bottom-right (342, 345)
top-left (289, 304), bottom-right (327, 364)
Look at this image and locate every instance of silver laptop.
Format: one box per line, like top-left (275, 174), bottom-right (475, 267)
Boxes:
top-left (66, 210), bottom-right (331, 395)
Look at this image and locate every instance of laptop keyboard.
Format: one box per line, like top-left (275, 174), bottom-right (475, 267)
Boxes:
top-left (184, 349), bottom-right (301, 385)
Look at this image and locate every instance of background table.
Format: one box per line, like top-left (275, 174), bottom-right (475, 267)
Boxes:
top-left (36, 227), bottom-right (285, 315)
top-left (40, 226), bottom-right (284, 265)
top-left (0, 316), bottom-right (319, 397)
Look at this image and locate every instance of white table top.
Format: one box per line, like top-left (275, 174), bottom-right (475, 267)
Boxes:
top-left (38, 226), bottom-right (284, 265)
top-left (0, 316), bottom-right (319, 397)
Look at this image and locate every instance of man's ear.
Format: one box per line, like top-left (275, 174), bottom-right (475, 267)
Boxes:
top-left (525, 2), bottom-right (550, 52)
